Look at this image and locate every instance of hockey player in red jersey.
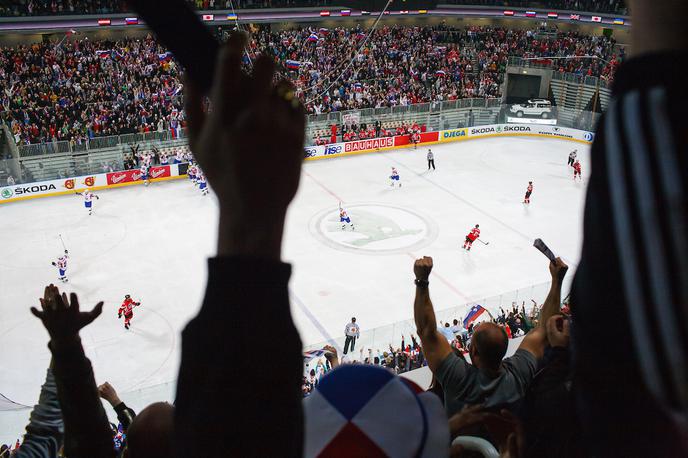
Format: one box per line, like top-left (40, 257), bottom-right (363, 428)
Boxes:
top-left (573, 160), bottom-right (582, 181)
top-left (463, 224), bottom-right (480, 251)
top-left (118, 294), bottom-right (140, 330)
top-left (524, 181), bottom-right (533, 204)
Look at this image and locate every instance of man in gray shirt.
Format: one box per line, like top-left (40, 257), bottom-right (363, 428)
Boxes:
top-left (413, 255), bottom-right (568, 415)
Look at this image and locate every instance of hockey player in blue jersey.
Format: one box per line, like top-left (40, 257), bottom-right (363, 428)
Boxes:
top-left (339, 206), bottom-right (354, 230)
top-left (389, 167), bottom-right (401, 187)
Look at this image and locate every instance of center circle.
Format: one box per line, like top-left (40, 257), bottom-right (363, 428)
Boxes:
top-left (309, 203), bottom-right (438, 255)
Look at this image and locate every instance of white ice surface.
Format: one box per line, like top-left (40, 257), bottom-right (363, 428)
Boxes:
top-left (0, 137), bottom-right (589, 441)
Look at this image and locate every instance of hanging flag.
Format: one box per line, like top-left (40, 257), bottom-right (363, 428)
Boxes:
top-left (591, 16), bottom-right (602, 22)
top-left (613, 18), bottom-right (624, 25)
top-left (340, 9), bottom-right (351, 16)
top-left (286, 60), bottom-right (301, 70)
top-left (525, 11), bottom-right (537, 18)
top-left (503, 10), bottom-right (514, 16)
top-left (570, 14), bottom-right (580, 20)
top-left (125, 17), bottom-right (138, 25)
top-left (202, 14), bottom-right (214, 21)
top-left (547, 12), bottom-right (558, 19)
top-left (463, 305), bottom-right (487, 328)
top-left (319, 10), bottom-right (330, 16)
top-left (97, 19), bottom-right (111, 26)
top-left (227, 13), bottom-right (238, 20)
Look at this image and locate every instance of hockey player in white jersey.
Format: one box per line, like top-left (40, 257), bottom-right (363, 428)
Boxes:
top-left (140, 164), bottom-right (150, 186)
top-left (389, 167), bottom-right (401, 187)
top-left (51, 250), bottom-right (69, 282)
top-left (76, 189), bottom-right (99, 215)
top-left (339, 205), bottom-right (354, 230)
top-left (568, 150), bottom-right (578, 167)
top-left (198, 172), bottom-right (209, 196)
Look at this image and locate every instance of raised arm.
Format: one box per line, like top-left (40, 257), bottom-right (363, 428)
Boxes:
top-left (174, 32), bottom-right (305, 457)
top-left (30, 285), bottom-right (113, 458)
top-left (413, 256), bottom-right (452, 372)
top-left (519, 257), bottom-right (568, 360)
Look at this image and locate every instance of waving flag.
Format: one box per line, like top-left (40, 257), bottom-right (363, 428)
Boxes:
top-left (353, 82), bottom-right (362, 92)
top-left (158, 52), bottom-right (173, 62)
top-left (96, 50), bottom-right (111, 59)
top-left (318, 27), bottom-right (329, 35)
top-left (286, 60), bottom-right (301, 70)
top-left (356, 32), bottom-right (366, 40)
top-left (307, 33), bottom-right (319, 42)
top-left (435, 70), bottom-right (446, 77)
top-left (463, 304), bottom-right (487, 328)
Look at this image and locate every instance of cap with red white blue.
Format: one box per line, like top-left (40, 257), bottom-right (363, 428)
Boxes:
top-left (304, 364), bottom-right (449, 457)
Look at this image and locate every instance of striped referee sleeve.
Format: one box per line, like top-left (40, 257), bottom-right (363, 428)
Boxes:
top-left (572, 52), bottom-right (688, 456)
top-left (604, 87), bottom-right (688, 410)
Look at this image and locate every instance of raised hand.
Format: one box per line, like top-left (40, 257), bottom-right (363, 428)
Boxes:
top-left (549, 257), bottom-right (569, 283)
top-left (31, 284), bottom-right (103, 344)
top-left (413, 256), bottom-right (433, 281)
top-left (185, 31), bottom-right (306, 259)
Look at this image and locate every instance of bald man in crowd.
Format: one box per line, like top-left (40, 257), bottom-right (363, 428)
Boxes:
top-left (412, 255), bottom-right (568, 414)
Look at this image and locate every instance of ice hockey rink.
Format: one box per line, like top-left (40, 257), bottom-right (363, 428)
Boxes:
top-left (0, 136), bottom-right (590, 439)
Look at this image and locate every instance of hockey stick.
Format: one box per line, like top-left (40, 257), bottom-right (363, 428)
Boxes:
top-left (533, 238), bottom-right (556, 262)
top-left (477, 239), bottom-right (489, 245)
top-left (58, 234), bottom-right (68, 252)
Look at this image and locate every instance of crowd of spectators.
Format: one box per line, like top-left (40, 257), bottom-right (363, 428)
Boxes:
top-left (0, 34), bottom-right (185, 145)
top-left (0, 24), bottom-right (619, 145)
top-left (447, 0), bottom-right (627, 14)
top-left (0, 0), bottom-right (627, 16)
top-left (5, 0), bottom-right (687, 454)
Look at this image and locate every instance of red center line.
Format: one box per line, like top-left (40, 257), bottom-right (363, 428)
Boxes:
top-left (303, 170), bottom-right (345, 203)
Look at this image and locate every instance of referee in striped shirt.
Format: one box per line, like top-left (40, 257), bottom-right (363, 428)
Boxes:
top-left (571, 1), bottom-right (688, 455)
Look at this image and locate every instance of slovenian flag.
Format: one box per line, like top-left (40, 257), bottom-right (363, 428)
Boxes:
top-left (463, 304), bottom-right (487, 328)
top-left (435, 70), bottom-right (446, 77)
top-left (286, 60), bottom-right (301, 70)
top-left (307, 33), bottom-right (319, 42)
top-left (96, 50), bottom-right (111, 59)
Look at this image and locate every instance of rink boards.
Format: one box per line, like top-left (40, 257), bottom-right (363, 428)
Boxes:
top-left (1, 124), bottom-right (594, 204)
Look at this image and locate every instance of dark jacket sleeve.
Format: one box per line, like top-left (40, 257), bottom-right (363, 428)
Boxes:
top-left (49, 338), bottom-right (115, 458)
top-left (174, 256), bottom-right (303, 458)
top-left (113, 403), bottom-right (136, 432)
top-left (15, 368), bottom-right (63, 458)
